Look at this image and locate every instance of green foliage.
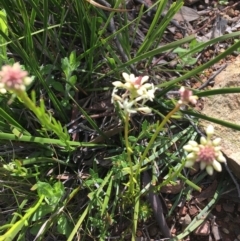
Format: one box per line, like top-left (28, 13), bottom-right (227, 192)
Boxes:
top-left (173, 39), bottom-right (204, 68)
top-left (36, 181), bottom-right (65, 204)
top-left (61, 50), bottom-right (80, 108)
top-left (138, 201), bottom-right (152, 222)
top-left (0, 9), bottom-right (7, 65)
top-left (218, 0), bottom-right (229, 5)
top-left (234, 39), bottom-right (240, 53)
top-left (3, 160), bottom-right (40, 177)
top-left (0, 0), bottom-right (240, 240)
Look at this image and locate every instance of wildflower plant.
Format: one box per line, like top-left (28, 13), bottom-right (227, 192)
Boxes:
top-left (111, 72), bottom-right (157, 197)
top-left (0, 63), bottom-right (71, 149)
top-left (111, 73), bottom-right (204, 236)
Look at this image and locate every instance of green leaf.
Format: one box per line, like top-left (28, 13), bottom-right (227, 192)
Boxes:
top-left (31, 204), bottom-right (55, 222)
top-left (173, 47), bottom-right (188, 54)
top-left (37, 182), bottom-right (54, 197)
top-left (50, 80), bottom-right (64, 92)
top-left (0, 9), bottom-right (8, 65)
top-left (69, 50), bottom-right (76, 66)
top-left (106, 57), bottom-right (116, 69)
top-left (141, 120), bottom-right (148, 131)
top-left (128, 136), bottom-right (137, 142)
top-left (69, 75), bottom-right (77, 85)
top-left (57, 214), bottom-right (73, 236)
top-left (61, 57), bottom-right (71, 78)
top-left (53, 181), bottom-right (65, 199)
top-left (181, 56), bottom-right (197, 65)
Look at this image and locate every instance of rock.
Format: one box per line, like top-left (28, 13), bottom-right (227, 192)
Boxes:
top-left (179, 214), bottom-right (192, 230)
top-left (199, 56), bottom-right (240, 178)
top-left (194, 221), bottom-right (210, 236)
top-left (222, 227), bottom-right (230, 234)
top-left (160, 180), bottom-right (184, 194)
top-left (222, 202), bottom-right (235, 213)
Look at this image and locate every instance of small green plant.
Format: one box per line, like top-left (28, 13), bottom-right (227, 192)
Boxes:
top-left (218, 0), bottom-right (229, 5)
top-left (0, 63), bottom-right (72, 149)
top-left (234, 39), bottom-right (240, 52)
top-left (173, 39), bottom-right (204, 68)
top-left (138, 201), bottom-right (152, 222)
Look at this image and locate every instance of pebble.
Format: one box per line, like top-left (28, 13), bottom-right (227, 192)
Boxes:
top-left (222, 203), bottom-right (235, 213)
top-left (224, 216), bottom-right (230, 222)
top-left (215, 204), bottom-right (221, 212)
top-left (238, 203), bottom-right (240, 212)
top-left (222, 228), bottom-right (229, 234)
top-left (175, 32), bottom-right (183, 39)
top-left (148, 225), bottom-right (158, 237)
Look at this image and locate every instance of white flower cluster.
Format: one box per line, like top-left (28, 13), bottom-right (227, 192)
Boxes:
top-left (183, 125), bottom-right (226, 175)
top-left (112, 73), bottom-right (157, 115)
top-left (0, 63), bottom-right (32, 93)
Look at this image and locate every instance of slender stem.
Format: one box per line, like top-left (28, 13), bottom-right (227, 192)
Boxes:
top-left (178, 173), bottom-right (201, 192)
top-left (17, 91), bottom-right (70, 149)
top-left (139, 104), bottom-right (180, 167)
top-left (0, 195), bottom-right (44, 241)
top-left (132, 187), bottom-right (140, 241)
top-left (124, 114), bottom-right (134, 195)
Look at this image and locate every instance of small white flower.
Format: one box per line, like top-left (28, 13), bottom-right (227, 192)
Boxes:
top-left (185, 160), bottom-right (195, 167)
top-left (189, 140), bottom-right (198, 147)
top-left (117, 99), bottom-right (137, 114)
top-left (206, 165), bottom-right (214, 175)
top-left (200, 136), bottom-right (207, 145)
top-left (183, 144), bottom-right (194, 152)
top-left (186, 152), bottom-right (196, 160)
top-left (136, 106), bottom-right (152, 114)
top-left (217, 153), bottom-right (226, 163)
top-left (122, 72), bottom-right (149, 89)
top-left (112, 81), bottom-right (124, 88)
top-left (212, 159), bottom-right (222, 172)
top-left (213, 138), bottom-right (221, 146)
top-left (200, 161), bottom-right (206, 170)
top-left (206, 125), bottom-right (214, 136)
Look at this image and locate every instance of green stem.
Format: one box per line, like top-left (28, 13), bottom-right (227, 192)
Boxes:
top-left (132, 189), bottom-right (140, 241)
top-left (139, 104), bottom-right (181, 168)
top-left (0, 195), bottom-right (44, 241)
top-left (17, 91), bottom-right (70, 149)
top-left (178, 173), bottom-right (201, 192)
top-left (0, 132), bottom-right (98, 147)
top-left (124, 114), bottom-right (134, 195)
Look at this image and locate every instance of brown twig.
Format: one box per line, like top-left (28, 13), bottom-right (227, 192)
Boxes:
top-left (193, 14), bottom-right (217, 34)
top-left (85, 0), bottom-right (131, 12)
top-left (142, 172), bottom-right (172, 238)
top-left (198, 63), bottom-right (227, 90)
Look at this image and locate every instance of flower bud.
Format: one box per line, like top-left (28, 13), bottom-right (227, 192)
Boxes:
top-left (212, 159), bottom-right (222, 172)
top-left (213, 138), bottom-right (221, 146)
top-left (206, 165), bottom-right (214, 175)
top-left (206, 125), bottom-right (214, 136)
